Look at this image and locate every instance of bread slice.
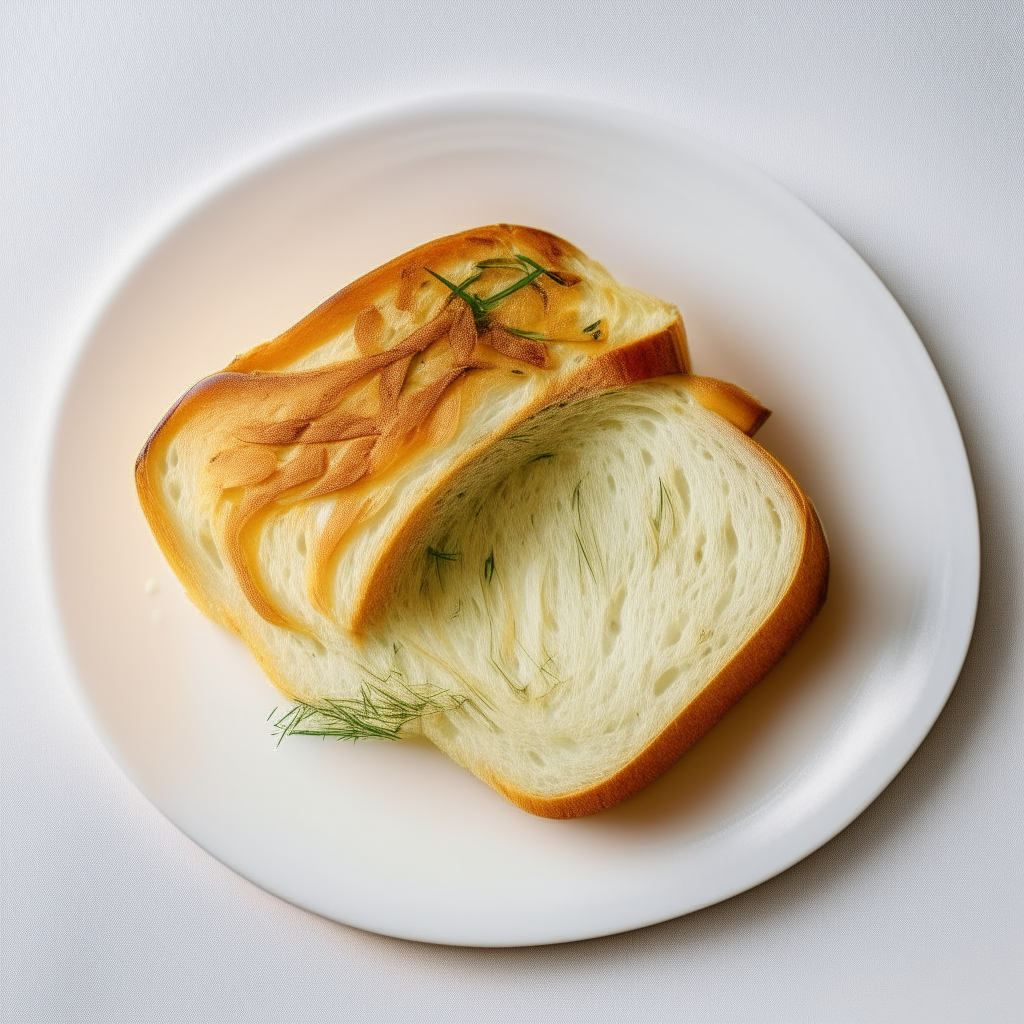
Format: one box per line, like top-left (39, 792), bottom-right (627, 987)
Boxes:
top-left (357, 375), bottom-right (827, 816)
top-left (137, 224), bottom-right (688, 648)
top-left (136, 225), bottom-right (827, 818)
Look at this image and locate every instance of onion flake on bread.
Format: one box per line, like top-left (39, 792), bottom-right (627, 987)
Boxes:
top-left (136, 224), bottom-right (828, 818)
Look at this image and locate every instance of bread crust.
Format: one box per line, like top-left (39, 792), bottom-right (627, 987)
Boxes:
top-left (484, 406), bottom-right (829, 819)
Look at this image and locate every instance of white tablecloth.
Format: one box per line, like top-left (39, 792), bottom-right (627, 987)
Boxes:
top-left (2, 3), bottom-right (1021, 1020)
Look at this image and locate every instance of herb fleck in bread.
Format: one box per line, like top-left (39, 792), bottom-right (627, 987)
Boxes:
top-left (136, 224), bottom-right (827, 818)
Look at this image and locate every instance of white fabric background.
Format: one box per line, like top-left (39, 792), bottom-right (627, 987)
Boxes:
top-left (2, 2), bottom-right (1021, 1021)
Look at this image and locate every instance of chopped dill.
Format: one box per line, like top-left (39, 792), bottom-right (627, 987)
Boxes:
top-left (427, 254), bottom-right (575, 328)
top-left (571, 478), bottom-right (597, 583)
top-left (504, 327), bottom-right (547, 341)
top-left (427, 546), bottom-right (459, 561)
top-left (426, 545), bottom-right (460, 590)
top-left (528, 452), bottom-right (555, 462)
top-left (355, 661), bottom-right (403, 686)
top-left (516, 639), bottom-right (565, 688)
top-left (271, 683), bottom-right (466, 744)
top-left (582, 318), bottom-right (603, 340)
top-left (653, 477), bottom-right (674, 533)
top-left (484, 550), bottom-right (496, 582)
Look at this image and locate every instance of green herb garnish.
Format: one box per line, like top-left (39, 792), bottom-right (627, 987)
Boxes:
top-left (571, 478), bottom-right (597, 583)
top-left (426, 254), bottom-right (574, 328)
top-left (272, 683), bottom-right (465, 743)
top-left (426, 546), bottom-right (460, 590)
top-left (504, 326), bottom-right (547, 341)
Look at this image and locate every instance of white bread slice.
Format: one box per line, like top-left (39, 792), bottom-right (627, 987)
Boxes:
top-left (355, 376), bottom-right (827, 817)
top-left (136, 226), bottom-right (827, 818)
top-left (137, 225), bottom-right (688, 652)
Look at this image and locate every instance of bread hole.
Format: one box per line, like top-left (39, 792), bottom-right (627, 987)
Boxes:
top-left (701, 449), bottom-right (713, 461)
top-left (765, 497), bottom-right (783, 535)
top-left (639, 419), bottom-right (657, 436)
top-left (167, 479), bottom-right (182, 503)
top-left (663, 621), bottom-right (683, 646)
top-left (602, 586), bottom-right (627, 655)
top-left (598, 418), bottom-right (624, 431)
top-left (199, 528), bottom-right (223, 570)
top-left (713, 567), bottom-right (737, 618)
top-left (528, 751), bottom-right (545, 766)
top-left (641, 449), bottom-right (654, 468)
top-left (166, 446), bottom-right (178, 469)
top-left (607, 474), bottom-right (616, 494)
top-left (653, 667), bottom-right (681, 697)
top-left (304, 636), bottom-right (327, 657)
top-left (672, 469), bottom-right (691, 516)
top-left (296, 533), bottom-right (307, 556)
top-left (552, 736), bottom-right (577, 750)
top-left (722, 515), bottom-right (738, 562)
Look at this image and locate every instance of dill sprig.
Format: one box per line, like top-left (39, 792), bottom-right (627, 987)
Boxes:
top-left (426, 254), bottom-right (573, 328)
top-left (504, 326), bottom-right (547, 340)
top-left (426, 545), bottom-right (460, 590)
top-left (649, 477), bottom-right (675, 565)
top-left (653, 477), bottom-right (674, 534)
top-left (571, 478), bottom-right (597, 583)
top-left (271, 682), bottom-right (466, 744)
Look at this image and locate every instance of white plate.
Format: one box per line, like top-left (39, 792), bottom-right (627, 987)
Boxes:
top-left (48, 94), bottom-right (978, 946)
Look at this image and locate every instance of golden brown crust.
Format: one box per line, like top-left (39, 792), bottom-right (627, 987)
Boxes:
top-left (487, 430), bottom-right (829, 819)
top-left (225, 225), bottom-right (594, 374)
top-left (680, 375), bottom-right (771, 436)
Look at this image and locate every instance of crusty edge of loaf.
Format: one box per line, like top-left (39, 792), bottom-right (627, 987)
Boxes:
top-left (226, 224), bottom-right (593, 373)
top-left (481, 419), bottom-right (829, 819)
